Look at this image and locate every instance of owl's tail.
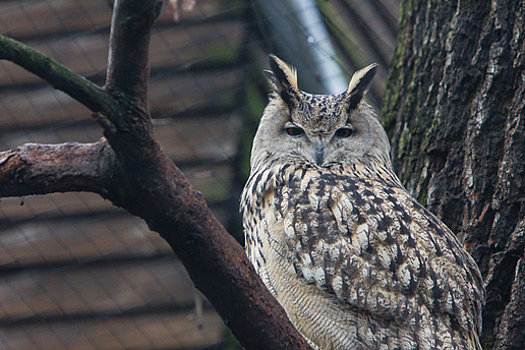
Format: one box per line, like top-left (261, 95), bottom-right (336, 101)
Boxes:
top-left (467, 330), bottom-right (482, 350)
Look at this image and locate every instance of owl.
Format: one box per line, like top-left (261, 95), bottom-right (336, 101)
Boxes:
top-left (241, 55), bottom-right (484, 350)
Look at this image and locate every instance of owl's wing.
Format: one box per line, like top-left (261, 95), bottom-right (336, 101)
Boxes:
top-left (278, 169), bottom-right (484, 335)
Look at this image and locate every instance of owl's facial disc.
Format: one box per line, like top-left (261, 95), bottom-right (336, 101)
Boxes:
top-left (283, 121), bottom-right (348, 167)
top-left (285, 95), bottom-right (352, 166)
top-left (251, 55), bottom-right (389, 171)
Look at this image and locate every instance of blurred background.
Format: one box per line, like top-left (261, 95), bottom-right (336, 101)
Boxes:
top-left (0, 0), bottom-right (400, 349)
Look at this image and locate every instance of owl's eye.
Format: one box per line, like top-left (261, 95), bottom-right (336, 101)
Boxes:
top-left (285, 126), bottom-right (305, 136)
top-left (335, 127), bottom-right (353, 138)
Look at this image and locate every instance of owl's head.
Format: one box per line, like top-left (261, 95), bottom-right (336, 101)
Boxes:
top-left (250, 55), bottom-right (391, 172)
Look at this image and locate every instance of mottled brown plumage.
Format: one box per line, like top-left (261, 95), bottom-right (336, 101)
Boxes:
top-left (241, 55), bottom-right (484, 350)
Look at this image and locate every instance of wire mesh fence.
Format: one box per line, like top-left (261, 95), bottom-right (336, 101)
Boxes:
top-left (0, 0), bottom-right (400, 349)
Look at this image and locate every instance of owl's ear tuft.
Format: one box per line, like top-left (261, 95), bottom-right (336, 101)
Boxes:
top-left (264, 54), bottom-right (301, 106)
top-left (346, 63), bottom-right (378, 110)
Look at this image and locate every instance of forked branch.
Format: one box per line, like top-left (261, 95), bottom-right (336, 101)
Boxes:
top-left (0, 141), bottom-right (111, 197)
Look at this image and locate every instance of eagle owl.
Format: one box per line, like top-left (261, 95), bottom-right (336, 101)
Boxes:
top-left (241, 55), bottom-right (484, 350)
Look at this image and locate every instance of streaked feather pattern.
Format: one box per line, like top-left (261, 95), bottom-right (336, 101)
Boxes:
top-left (241, 56), bottom-right (484, 350)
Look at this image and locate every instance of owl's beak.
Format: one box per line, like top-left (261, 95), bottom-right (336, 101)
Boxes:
top-left (315, 139), bottom-right (325, 166)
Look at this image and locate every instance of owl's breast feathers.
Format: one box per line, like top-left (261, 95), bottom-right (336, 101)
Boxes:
top-left (242, 162), bottom-right (484, 342)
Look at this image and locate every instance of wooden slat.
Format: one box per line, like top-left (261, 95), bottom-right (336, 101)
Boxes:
top-left (0, 86), bottom-right (94, 132)
top-left (0, 258), bottom-right (195, 320)
top-left (0, 189), bottom-right (233, 267)
top-left (0, 119), bottom-right (102, 150)
top-left (0, 208), bottom-right (171, 267)
top-left (0, 110), bottom-right (242, 169)
top-left (183, 160), bottom-right (235, 202)
top-left (0, 0), bottom-right (112, 40)
top-left (0, 20), bottom-right (245, 89)
top-left (0, 193), bottom-right (115, 223)
top-left (318, 0), bottom-right (399, 64)
top-left (0, 0), bottom-right (239, 40)
top-left (0, 67), bottom-right (243, 131)
top-left (316, 0), bottom-right (401, 107)
top-left (148, 67), bottom-right (245, 115)
top-left (373, 0), bottom-right (401, 21)
top-left (157, 111), bottom-right (242, 163)
top-left (0, 310), bottom-right (224, 350)
top-left (149, 20), bottom-right (245, 70)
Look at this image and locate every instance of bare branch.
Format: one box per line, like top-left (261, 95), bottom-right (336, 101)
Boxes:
top-left (0, 140), bottom-right (111, 198)
top-left (106, 0), bottom-right (162, 108)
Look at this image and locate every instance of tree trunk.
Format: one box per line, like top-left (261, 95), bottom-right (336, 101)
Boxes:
top-left (382, 1), bottom-right (525, 349)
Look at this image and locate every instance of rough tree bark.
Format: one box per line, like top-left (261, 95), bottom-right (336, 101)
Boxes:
top-left (382, 0), bottom-right (525, 349)
top-left (0, 1), bottom-right (313, 349)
